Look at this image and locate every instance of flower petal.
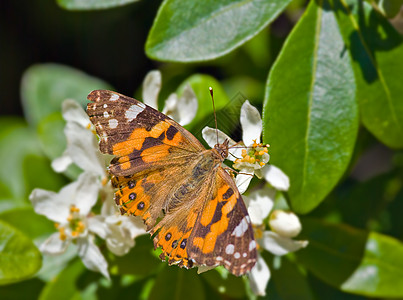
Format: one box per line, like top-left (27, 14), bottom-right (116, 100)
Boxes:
top-left (235, 170), bottom-right (254, 194)
top-left (62, 99), bottom-right (91, 128)
top-left (176, 85), bottom-right (198, 126)
top-left (30, 179), bottom-right (84, 223)
top-left (240, 100), bottom-right (262, 146)
top-left (269, 210), bottom-right (302, 238)
top-left (248, 254), bottom-right (271, 296)
top-left (77, 237), bottom-right (110, 279)
top-left (259, 231), bottom-right (308, 256)
top-left (73, 172), bottom-right (101, 215)
top-left (261, 165), bottom-right (290, 191)
top-left (51, 150), bottom-right (73, 173)
top-left (245, 187), bottom-right (275, 225)
top-left (201, 127), bottom-right (242, 161)
top-left (87, 215), bottom-right (108, 239)
top-left (142, 70), bottom-right (161, 109)
top-left (64, 121), bottom-right (106, 177)
top-left (40, 233), bottom-right (70, 255)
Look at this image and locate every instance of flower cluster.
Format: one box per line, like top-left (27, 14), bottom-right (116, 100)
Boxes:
top-left (202, 100), bottom-right (308, 295)
top-left (29, 70), bottom-right (307, 296)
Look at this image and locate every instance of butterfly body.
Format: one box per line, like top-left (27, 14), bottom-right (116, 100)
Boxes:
top-left (87, 90), bottom-right (257, 276)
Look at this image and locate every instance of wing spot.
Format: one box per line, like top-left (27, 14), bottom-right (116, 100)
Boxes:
top-left (128, 180), bottom-right (136, 189)
top-left (165, 232), bottom-right (172, 241)
top-left (234, 252), bottom-right (241, 259)
top-left (110, 94), bottom-right (119, 101)
top-left (216, 256), bottom-right (223, 262)
top-left (137, 201), bottom-right (145, 210)
top-left (109, 119), bottom-right (118, 129)
top-left (225, 244), bottom-right (235, 255)
top-left (246, 215), bottom-right (251, 224)
top-left (166, 125), bottom-right (179, 140)
top-left (232, 216), bottom-right (249, 237)
top-left (129, 193), bottom-right (137, 200)
top-left (125, 104), bottom-right (144, 122)
top-left (180, 239), bottom-right (187, 249)
top-left (103, 104), bottom-right (108, 108)
top-left (103, 111), bottom-right (110, 118)
top-left (249, 240), bottom-right (256, 251)
top-left (172, 240), bottom-right (178, 249)
top-left (138, 102), bottom-right (146, 109)
top-left (243, 252), bottom-right (247, 258)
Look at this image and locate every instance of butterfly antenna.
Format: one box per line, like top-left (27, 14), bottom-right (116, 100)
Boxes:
top-left (209, 87), bottom-right (219, 144)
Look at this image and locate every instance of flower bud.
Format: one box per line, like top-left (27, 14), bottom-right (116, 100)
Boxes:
top-left (269, 210), bottom-right (302, 238)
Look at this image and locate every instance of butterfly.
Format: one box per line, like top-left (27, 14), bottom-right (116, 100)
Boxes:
top-left (87, 89), bottom-right (257, 276)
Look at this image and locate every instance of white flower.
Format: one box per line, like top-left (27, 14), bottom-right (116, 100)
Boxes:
top-left (52, 99), bottom-right (108, 177)
top-left (202, 100), bottom-right (289, 194)
top-left (142, 70), bottom-right (198, 126)
top-left (29, 172), bottom-right (110, 279)
top-left (244, 187), bottom-right (308, 296)
top-left (88, 189), bottom-right (146, 256)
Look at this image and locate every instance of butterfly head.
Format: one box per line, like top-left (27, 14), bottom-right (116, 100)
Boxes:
top-left (213, 139), bottom-right (229, 160)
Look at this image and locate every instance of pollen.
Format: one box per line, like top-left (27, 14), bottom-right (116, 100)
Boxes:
top-left (260, 162), bottom-right (265, 166)
top-left (59, 227), bottom-right (67, 241)
top-left (70, 205), bottom-right (80, 213)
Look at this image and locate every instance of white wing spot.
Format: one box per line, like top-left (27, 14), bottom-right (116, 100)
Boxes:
top-left (109, 119), bottom-right (118, 129)
top-left (216, 256), bottom-right (223, 262)
top-left (110, 94), bottom-right (119, 101)
top-left (225, 244), bottom-right (235, 255)
top-left (234, 252), bottom-right (241, 259)
top-left (138, 102), bottom-right (146, 108)
top-left (125, 104), bottom-right (144, 122)
top-left (224, 260), bottom-right (231, 266)
top-left (103, 104), bottom-right (108, 108)
top-left (246, 215), bottom-right (251, 224)
top-left (249, 240), bottom-right (256, 251)
top-left (243, 252), bottom-right (247, 258)
top-left (103, 111), bottom-right (110, 118)
top-left (232, 217), bottom-right (249, 237)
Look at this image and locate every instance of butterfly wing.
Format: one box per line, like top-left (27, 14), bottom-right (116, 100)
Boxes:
top-left (186, 167), bottom-right (257, 276)
top-left (87, 90), bottom-right (205, 177)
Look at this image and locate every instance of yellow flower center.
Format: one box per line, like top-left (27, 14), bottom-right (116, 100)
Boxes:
top-left (55, 205), bottom-right (86, 240)
top-left (233, 139), bottom-right (269, 167)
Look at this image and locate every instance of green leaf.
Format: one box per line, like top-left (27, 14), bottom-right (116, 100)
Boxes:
top-left (108, 235), bottom-right (161, 277)
top-left (297, 218), bottom-right (403, 297)
top-left (333, 0), bottom-right (403, 148)
top-left (200, 268), bottom-right (246, 298)
top-left (0, 278), bottom-right (45, 299)
top-left (262, 0), bottom-right (358, 213)
top-left (270, 256), bottom-right (314, 300)
top-left (39, 259), bottom-right (85, 300)
top-left (0, 220), bottom-right (42, 285)
top-left (378, 0), bottom-right (403, 18)
top-left (146, 0), bottom-right (293, 62)
top-left (57, 0), bottom-right (138, 10)
top-left (149, 267), bottom-right (205, 300)
top-left (21, 63), bottom-right (111, 127)
top-left (0, 208), bottom-right (54, 240)
top-left (176, 74), bottom-right (232, 137)
top-left (0, 122), bottom-right (43, 200)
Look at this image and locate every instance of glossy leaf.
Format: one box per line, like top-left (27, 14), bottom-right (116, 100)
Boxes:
top-left (200, 268), bottom-right (246, 298)
top-left (57, 0), bottom-right (138, 10)
top-left (0, 122), bottom-right (42, 200)
top-left (0, 220), bottom-right (42, 285)
top-left (177, 74), bottom-right (231, 137)
top-left (263, 0), bottom-right (358, 213)
top-left (333, 0), bottom-right (403, 148)
top-left (297, 219), bottom-right (403, 297)
top-left (0, 208), bottom-right (54, 240)
top-left (146, 0), bottom-right (293, 62)
top-left (39, 259), bottom-right (85, 300)
top-left (21, 63), bottom-right (111, 127)
top-left (149, 267), bottom-right (205, 300)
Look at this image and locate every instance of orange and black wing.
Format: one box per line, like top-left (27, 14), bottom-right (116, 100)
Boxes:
top-left (186, 168), bottom-right (257, 276)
